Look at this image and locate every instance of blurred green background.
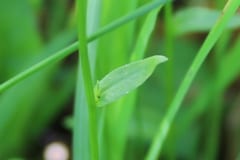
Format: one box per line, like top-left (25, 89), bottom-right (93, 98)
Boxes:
top-left (0, 0), bottom-right (240, 159)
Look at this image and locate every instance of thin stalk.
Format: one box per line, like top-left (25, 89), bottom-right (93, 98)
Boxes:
top-left (74, 0), bottom-right (98, 159)
top-left (205, 31), bottom-right (231, 160)
top-left (0, 0), bottom-right (169, 93)
top-left (0, 42), bottom-right (78, 93)
top-left (145, 0), bottom-right (240, 159)
top-left (164, 1), bottom-right (174, 105)
top-left (205, 93), bottom-right (223, 160)
top-left (89, 0), bottom-right (170, 41)
top-left (204, 1), bottom-right (231, 159)
top-left (164, 2), bottom-right (175, 160)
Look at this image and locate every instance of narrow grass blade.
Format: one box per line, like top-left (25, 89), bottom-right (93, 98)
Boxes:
top-left (219, 38), bottom-right (240, 90)
top-left (73, 0), bottom-right (101, 159)
top-left (74, 0), bottom-right (98, 159)
top-left (175, 37), bottom-right (240, 150)
top-left (90, 0), bottom-right (170, 41)
top-left (130, 7), bottom-right (162, 61)
top-left (98, 5), bottom-right (164, 159)
top-left (0, 0), bottom-right (169, 93)
top-left (146, 0), bottom-right (240, 159)
top-left (163, 2), bottom-right (174, 105)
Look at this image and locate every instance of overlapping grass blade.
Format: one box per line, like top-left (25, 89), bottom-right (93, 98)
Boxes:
top-left (0, 0), bottom-right (169, 93)
top-left (146, 0), bottom-right (240, 159)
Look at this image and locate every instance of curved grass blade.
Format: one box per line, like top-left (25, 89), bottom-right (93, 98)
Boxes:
top-left (146, 0), bottom-right (240, 159)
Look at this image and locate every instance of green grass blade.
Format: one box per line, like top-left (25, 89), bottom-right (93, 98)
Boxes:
top-left (203, 19), bottom-right (232, 159)
top-left (163, 2), bottom-right (176, 159)
top-left (74, 0), bottom-right (98, 159)
top-left (73, 71), bottom-right (91, 160)
top-left (73, 0), bottom-right (101, 159)
top-left (219, 38), bottom-right (240, 90)
top-left (163, 2), bottom-right (174, 105)
top-left (89, 0), bottom-right (169, 41)
top-left (130, 6), bottom-right (163, 61)
top-left (0, 42), bottom-right (78, 93)
top-left (146, 0), bottom-right (240, 159)
top-left (0, 0), bottom-right (169, 93)
top-left (96, 0), bottom-right (138, 159)
top-left (98, 5), bottom-right (164, 159)
top-left (175, 37), bottom-right (240, 153)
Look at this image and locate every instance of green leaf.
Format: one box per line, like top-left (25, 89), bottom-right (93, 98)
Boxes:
top-left (94, 55), bottom-right (167, 107)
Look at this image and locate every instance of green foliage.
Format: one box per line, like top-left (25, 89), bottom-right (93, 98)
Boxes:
top-left (95, 55), bottom-right (167, 107)
top-left (147, 1), bottom-right (240, 159)
top-left (0, 0), bottom-right (240, 160)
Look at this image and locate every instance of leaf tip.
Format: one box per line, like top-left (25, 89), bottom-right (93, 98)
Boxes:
top-left (153, 55), bottom-right (168, 64)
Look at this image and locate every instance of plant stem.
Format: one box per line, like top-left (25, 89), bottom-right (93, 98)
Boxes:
top-left (0, 0), bottom-right (169, 93)
top-left (164, 1), bottom-right (174, 105)
top-left (0, 42), bottom-right (77, 93)
top-left (145, 0), bottom-right (240, 159)
top-left (164, 2), bottom-right (175, 160)
top-left (89, 0), bottom-right (170, 41)
top-left (74, 0), bottom-right (98, 159)
top-left (204, 4), bottom-right (232, 159)
top-left (205, 27), bottom-right (231, 160)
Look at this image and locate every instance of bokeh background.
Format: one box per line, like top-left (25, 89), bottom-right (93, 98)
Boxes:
top-left (0, 0), bottom-right (240, 159)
